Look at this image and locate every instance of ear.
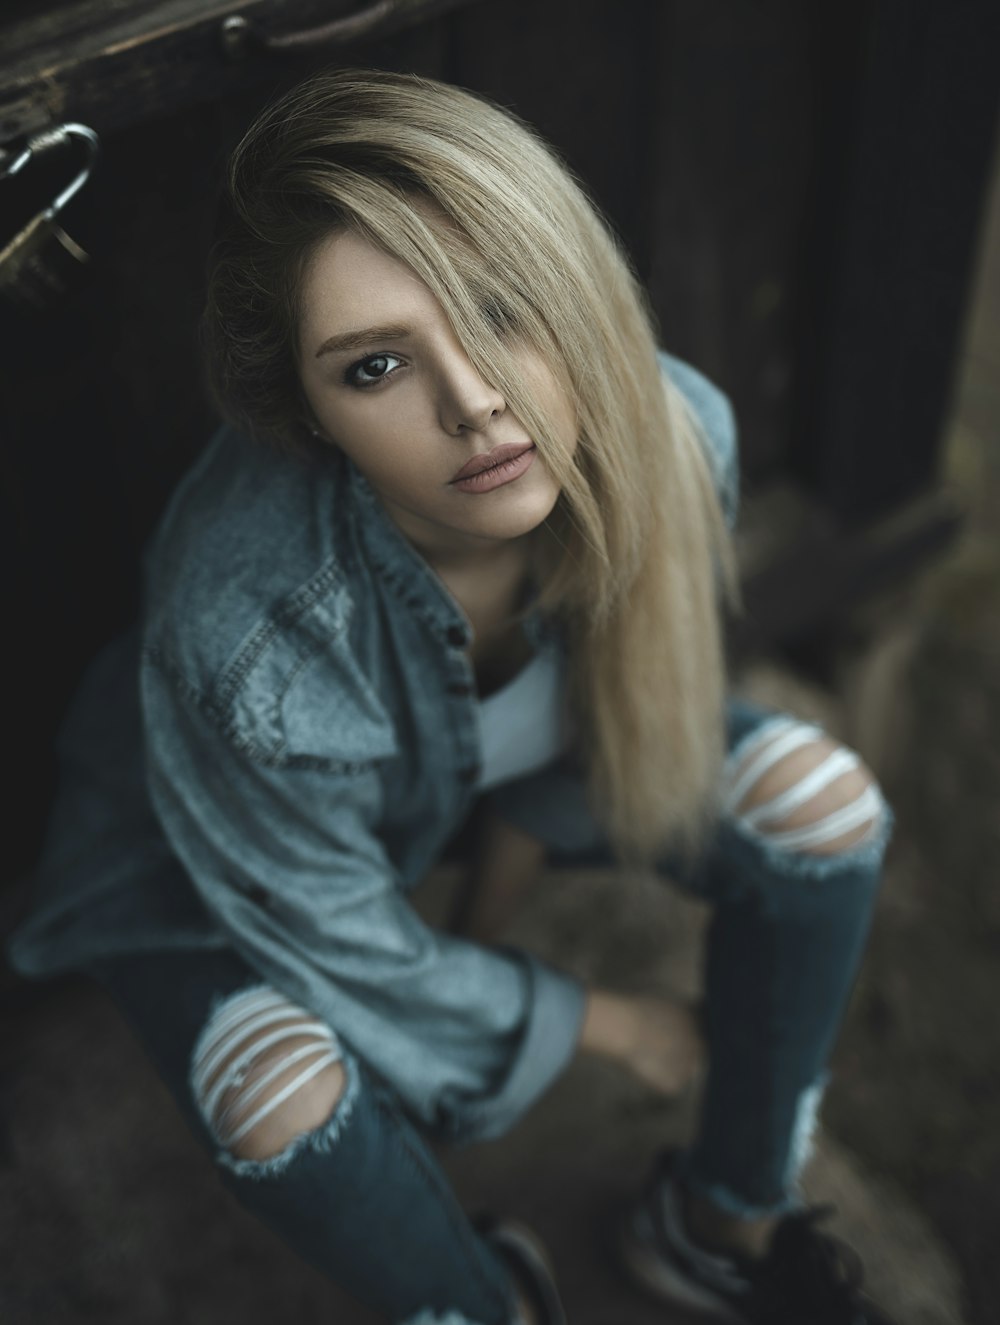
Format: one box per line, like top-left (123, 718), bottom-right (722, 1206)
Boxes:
top-left (303, 417), bottom-right (334, 446)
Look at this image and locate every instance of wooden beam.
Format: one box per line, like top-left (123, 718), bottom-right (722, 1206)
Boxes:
top-left (0, 0), bottom-right (480, 142)
top-left (790, 0), bottom-right (1000, 527)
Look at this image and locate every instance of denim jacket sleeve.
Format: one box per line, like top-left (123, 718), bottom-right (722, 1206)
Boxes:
top-left (657, 349), bottom-right (740, 530)
top-left (140, 647), bottom-right (585, 1144)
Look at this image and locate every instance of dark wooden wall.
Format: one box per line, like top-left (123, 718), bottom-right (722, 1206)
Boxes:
top-left (3, 0), bottom-right (998, 882)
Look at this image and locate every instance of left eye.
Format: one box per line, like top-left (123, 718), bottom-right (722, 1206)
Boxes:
top-left (346, 353), bottom-right (403, 388)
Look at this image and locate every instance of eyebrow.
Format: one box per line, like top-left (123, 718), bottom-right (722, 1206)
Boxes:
top-left (313, 324), bottom-right (412, 359)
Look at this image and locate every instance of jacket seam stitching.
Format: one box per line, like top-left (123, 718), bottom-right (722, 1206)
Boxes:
top-left (213, 557), bottom-right (347, 713)
top-left (143, 646), bottom-right (376, 775)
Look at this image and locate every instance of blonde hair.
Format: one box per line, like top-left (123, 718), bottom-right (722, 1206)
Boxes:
top-left (202, 67), bottom-right (740, 871)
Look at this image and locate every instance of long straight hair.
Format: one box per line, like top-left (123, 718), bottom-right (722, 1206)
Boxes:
top-left (201, 68), bottom-right (740, 871)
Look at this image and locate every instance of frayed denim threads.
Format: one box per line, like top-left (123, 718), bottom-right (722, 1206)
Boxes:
top-left (783, 1073), bottom-right (829, 1192)
top-left (216, 1050), bottom-right (361, 1180)
top-left (401, 1311), bottom-right (494, 1325)
top-left (187, 980), bottom-right (361, 1182)
top-left (676, 1071), bottom-right (830, 1220)
top-left (721, 714), bottom-right (893, 871)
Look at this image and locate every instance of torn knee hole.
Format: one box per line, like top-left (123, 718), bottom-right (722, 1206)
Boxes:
top-left (723, 718), bottom-right (884, 855)
top-left (190, 985), bottom-right (347, 1161)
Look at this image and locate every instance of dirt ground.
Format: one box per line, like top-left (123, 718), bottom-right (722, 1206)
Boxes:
top-left (818, 490), bottom-right (1000, 1320)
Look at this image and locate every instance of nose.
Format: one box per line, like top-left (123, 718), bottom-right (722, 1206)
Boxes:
top-left (437, 341), bottom-right (506, 436)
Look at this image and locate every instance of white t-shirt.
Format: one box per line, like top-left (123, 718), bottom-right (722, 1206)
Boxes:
top-left (474, 643), bottom-right (574, 791)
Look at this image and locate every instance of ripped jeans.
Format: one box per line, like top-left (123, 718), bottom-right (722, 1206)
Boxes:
top-left (88, 697), bottom-right (893, 1325)
top-left (90, 945), bottom-right (519, 1325)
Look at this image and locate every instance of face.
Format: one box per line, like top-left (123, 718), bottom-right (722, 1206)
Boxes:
top-left (297, 228), bottom-right (577, 571)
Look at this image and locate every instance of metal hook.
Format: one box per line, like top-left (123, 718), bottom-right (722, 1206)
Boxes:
top-left (0, 123), bottom-right (100, 216)
top-left (0, 123), bottom-right (101, 312)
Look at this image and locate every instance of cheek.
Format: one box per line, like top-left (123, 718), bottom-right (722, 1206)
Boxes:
top-left (304, 387), bottom-right (372, 452)
top-left (518, 357), bottom-right (578, 450)
top-left (542, 389), bottom-right (579, 460)
top-left (559, 395), bottom-right (580, 450)
top-left (309, 407), bottom-right (419, 491)
top-left (300, 374), bottom-right (334, 430)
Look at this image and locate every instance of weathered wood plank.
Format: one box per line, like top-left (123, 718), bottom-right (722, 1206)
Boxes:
top-left (0, 0), bottom-right (480, 141)
top-left (647, 0), bottom-right (820, 481)
top-left (451, 0), bottom-right (660, 298)
top-left (790, 0), bottom-right (1000, 526)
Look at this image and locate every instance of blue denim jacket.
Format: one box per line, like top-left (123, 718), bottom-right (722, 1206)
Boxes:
top-left (7, 352), bottom-right (737, 1144)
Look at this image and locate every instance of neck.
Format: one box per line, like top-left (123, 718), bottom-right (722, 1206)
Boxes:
top-left (410, 523), bottom-right (540, 584)
top-left (432, 540), bottom-right (531, 583)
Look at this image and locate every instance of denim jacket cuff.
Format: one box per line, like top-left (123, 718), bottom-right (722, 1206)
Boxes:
top-left (450, 950), bottom-right (587, 1143)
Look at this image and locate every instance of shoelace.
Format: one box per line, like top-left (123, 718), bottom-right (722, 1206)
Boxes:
top-left (751, 1204), bottom-right (871, 1325)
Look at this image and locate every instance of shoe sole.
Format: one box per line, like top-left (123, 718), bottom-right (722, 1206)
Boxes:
top-left (476, 1216), bottom-right (566, 1325)
top-left (616, 1205), bottom-right (747, 1325)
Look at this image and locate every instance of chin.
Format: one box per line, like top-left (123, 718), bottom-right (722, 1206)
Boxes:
top-left (484, 490), bottom-right (556, 530)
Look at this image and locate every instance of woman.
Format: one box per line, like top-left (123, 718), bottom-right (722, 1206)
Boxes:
top-left (7, 68), bottom-right (895, 1325)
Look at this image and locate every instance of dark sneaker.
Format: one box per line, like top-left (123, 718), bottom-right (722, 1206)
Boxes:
top-left (616, 1150), bottom-right (896, 1324)
top-left (474, 1213), bottom-right (567, 1325)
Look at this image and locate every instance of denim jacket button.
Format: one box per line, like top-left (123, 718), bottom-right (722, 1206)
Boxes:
top-left (445, 625), bottom-right (468, 649)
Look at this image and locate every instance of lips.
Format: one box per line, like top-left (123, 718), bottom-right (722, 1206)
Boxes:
top-left (449, 442), bottom-right (535, 483)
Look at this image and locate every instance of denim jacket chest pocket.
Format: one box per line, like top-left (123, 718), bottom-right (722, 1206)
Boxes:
top-left (213, 562), bottom-right (399, 769)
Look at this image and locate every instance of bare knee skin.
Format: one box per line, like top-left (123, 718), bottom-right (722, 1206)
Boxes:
top-left (724, 718), bottom-right (885, 855)
top-left (191, 986), bottom-right (347, 1161)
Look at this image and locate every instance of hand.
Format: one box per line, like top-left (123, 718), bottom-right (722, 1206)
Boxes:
top-left (580, 990), bottom-right (705, 1098)
top-left (619, 994), bottom-right (706, 1097)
